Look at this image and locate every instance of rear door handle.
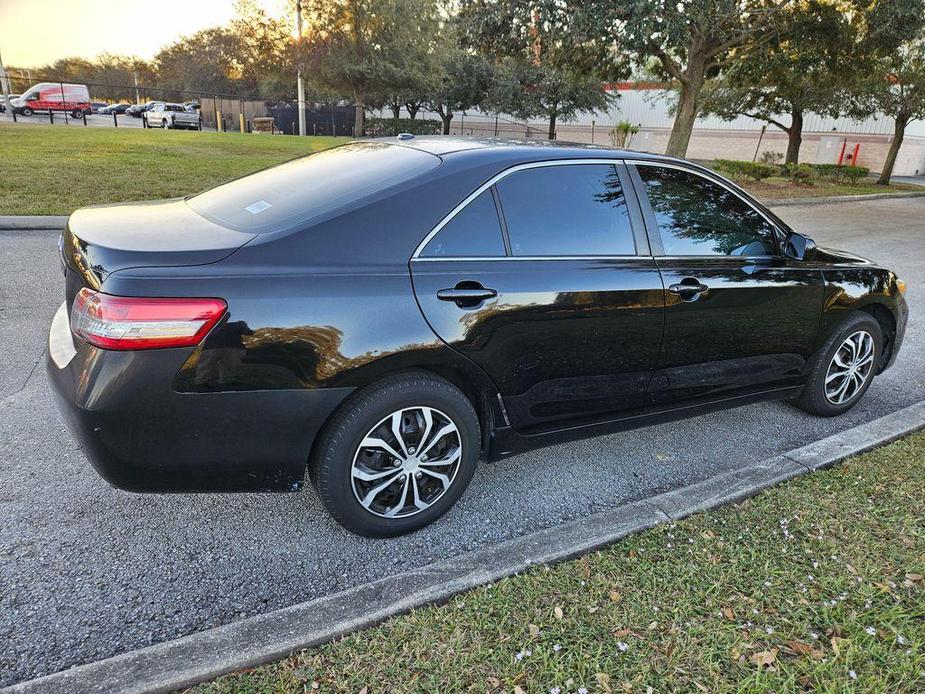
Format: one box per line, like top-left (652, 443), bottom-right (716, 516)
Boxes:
top-left (437, 287), bottom-right (497, 301)
top-left (436, 284), bottom-right (497, 308)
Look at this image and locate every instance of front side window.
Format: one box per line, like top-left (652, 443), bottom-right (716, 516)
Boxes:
top-left (495, 164), bottom-right (636, 257)
top-left (421, 189), bottom-right (506, 257)
top-left (637, 165), bottom-right (778, 256)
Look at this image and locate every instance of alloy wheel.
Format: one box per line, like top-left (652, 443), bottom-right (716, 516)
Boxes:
top-left (350, 406), bottom-right (462, 518)
top-left (824, 330), bottom-right (875, 405)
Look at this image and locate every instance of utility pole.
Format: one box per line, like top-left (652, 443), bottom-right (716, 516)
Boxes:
top-left (295, 0), bottom-right (306, 137)
top-left (0, 46), bottom-right (12, 115)
top-left (133, 70), bottom-right (140, 104)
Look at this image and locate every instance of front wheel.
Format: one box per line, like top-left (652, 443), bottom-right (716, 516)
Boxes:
top-left (310, 373), bottom-right (479, 537)
top-left (21, 107), bottom-right (33, 117)
top-left (162, 119), bottom-right (170, 129)
top-left (793, 313), bottom-right (882, 417)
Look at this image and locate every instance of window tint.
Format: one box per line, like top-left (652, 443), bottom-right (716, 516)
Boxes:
top-left (495, 164), bottom-right (635, 256)
top-left (421, 189), bottom-right (506, 257)
top-left (637, 165), bottom-right (778, 256)
top-left (188, 142), bottom-right (440, 234)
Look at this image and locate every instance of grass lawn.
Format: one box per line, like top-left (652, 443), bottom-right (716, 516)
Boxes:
top-left (0, 123), bottom-right (347, 215)
top-left (739, 176), bottom-right (923, 201)
top-left (191, 432), bottom-right (925, 694)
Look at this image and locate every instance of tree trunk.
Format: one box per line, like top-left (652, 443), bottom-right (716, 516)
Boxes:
top-left (389, 104), bottom-right (400, 119)
top-left (547, 110), bottom-right (557, 140)
top-left (785, 110), bottom-right (803, 165)
top-left (354, 91), bottom-right (365, 137)
top-left (407, 104), bottom-right (419, 119)
top-left (665, 59), bottom-right (706, 159)
top-left (441, 112), bottom-right (453, 135)
top-left (878, 115), bottom-right (907, 185)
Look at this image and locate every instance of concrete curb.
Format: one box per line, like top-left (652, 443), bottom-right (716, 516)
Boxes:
top-left (5, 399), bottom-right (925, 694)
top-left (767, 191), bottom-right (925, 207)
top-left (0, 216), bottom-right (68, 231)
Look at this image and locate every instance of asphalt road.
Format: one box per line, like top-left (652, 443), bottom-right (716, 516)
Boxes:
top-left (1, 198), bottom-right (922, 686)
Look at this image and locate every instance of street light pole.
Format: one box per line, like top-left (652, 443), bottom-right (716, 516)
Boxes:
top-left (295, 0), bottom-right (306, 137)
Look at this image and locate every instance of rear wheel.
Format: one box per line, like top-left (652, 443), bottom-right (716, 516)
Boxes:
top-left (162, 119), bottom-right (170, 129)
top-left (21, 107), bottom-right (33, 117)
top-left (72, 109), bottom-right (83, 119)
top-left (793, 313), bottom-right (882, 417)
top-left (310, 372), bottom-right (479, 537)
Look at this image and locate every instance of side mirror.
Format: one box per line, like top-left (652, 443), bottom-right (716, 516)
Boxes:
top-left (785, 232), bottom-right (816, 261)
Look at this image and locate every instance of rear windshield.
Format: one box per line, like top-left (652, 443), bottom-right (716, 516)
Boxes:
top-left (187, 142), bottom-right (440, 233)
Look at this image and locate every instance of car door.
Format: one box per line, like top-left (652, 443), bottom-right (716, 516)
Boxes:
top-left (628, 161), bottom-right (825, 405)
top-left (410, 161), bottom-right (665, 431)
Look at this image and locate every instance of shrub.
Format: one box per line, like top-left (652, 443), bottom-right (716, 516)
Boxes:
top-left (610, 120), bottom-right (640, 148)
top-left (363, 117), bottom-right (442, 137)
top-left (758, 150), bottom-right (783, 165)
top-left (810, 164), bottom-right (870, 183)
top-left (785, 162), bottom-right (816, 184)
top-left (712, 159), bottom-right (779, 182)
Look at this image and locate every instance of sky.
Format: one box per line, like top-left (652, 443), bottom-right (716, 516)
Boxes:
top-left (0, 0), bottom-right (287, 68)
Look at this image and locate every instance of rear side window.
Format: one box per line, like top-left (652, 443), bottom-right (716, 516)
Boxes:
top-left (495, 164), bottom-right (636, 256)
top-left (188, 142), bottom-right (441, 234)
top-left (421, 190), bottom-right (506, 257)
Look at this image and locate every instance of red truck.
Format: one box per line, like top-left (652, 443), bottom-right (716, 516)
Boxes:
top-left (13, 83), bottom-right (91, 118)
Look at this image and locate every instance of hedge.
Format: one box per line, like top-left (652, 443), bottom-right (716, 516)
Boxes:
top-left (364, 117), bottom-right (442, 137)
top-left (712, 159), bottom-right (779, 181)
top-left (811, 164), bottom-right (870, 183)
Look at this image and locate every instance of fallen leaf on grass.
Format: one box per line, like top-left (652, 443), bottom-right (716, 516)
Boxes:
top-left (722, 606), bottom-right (735, 621)
top-left (749, 648), bottom-right (778, 668)
top-left (513, 686), bottom-right (526, 694)
top-left (595, 672), bottom-right (612, 694)
top-left (554, 606), bottom-right (564, 620)
top-left (609, 590), bottom-right (622, 603)
top-left (529, 624), bottom-right (540, 638)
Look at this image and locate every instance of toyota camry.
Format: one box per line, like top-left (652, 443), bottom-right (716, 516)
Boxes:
top-left (47, 137), bottom-right (908, 536)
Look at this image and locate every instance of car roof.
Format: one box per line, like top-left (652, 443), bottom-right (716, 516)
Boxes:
top-left (376, 135), bottom-right (676, 166)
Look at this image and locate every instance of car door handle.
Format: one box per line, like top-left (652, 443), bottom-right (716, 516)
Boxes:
top-left (437, 287), bottom-right (497, 301)
top-left (436, 284), bottom-right (497, 308)
top-left (668, 278), bottom-right (709, 301)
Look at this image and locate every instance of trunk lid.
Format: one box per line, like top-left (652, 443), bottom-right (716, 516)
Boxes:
top-left (61, 198), bottom-right (255, 308)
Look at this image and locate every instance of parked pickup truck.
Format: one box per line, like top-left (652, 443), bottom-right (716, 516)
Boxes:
top-left (144, 102), bottom-right (200, 130)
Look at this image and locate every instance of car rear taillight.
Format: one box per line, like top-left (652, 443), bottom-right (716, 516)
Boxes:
top-left (71, 288), bottom-right (227, 350)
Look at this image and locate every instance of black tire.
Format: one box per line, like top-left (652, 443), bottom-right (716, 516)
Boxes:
top-left (792, 312), bottom-right (882, 417)
top-left (21, 107), bottom-right (33, 117)
top-left (162, 119), bottom-right (170, 129)
top-left (310, 372), bottom-right (479, 537)
top-left (72, 109), bottom-right (82, 119)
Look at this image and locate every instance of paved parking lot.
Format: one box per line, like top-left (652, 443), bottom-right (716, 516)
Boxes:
top-left (0, 198), bottom-right (922, 686)
top-left (0, 111), bottom-right (214, 131)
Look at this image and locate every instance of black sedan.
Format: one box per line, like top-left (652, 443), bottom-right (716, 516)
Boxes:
top-left (47, 138), bottom-right (908, 537)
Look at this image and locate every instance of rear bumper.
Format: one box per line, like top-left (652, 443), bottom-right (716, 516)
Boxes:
top-left (47, 303), bottom-right (352, 492)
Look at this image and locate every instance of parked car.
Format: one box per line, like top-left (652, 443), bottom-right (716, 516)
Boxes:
top-left (13, 82), bottom-right (90, 118)
top-left (144, 102), bottom-right (200, 130)
top-left (47, 138), bottom-right (908, 537)
top-left (126, 101), bottom-right (161, 118)
top-left (183, 101), bottom-right (201, 111)
top-left (90, 102), bottom-right (109, 114)
top-left (99, 103), bottom-right (131, 115)
top-left (0, 94), bottom-right (19, 113)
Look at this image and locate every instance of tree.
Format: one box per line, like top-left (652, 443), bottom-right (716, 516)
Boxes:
top-left (486, 59), bottom-right (611, 139)
top-left (229, 0), bottom-right (295, 98)
top-left (458, 0), bottom-right (622, 139)
top-left (578, 0), bottom-right (790, 157)
top-left (701, 1), bottom-right (851, 165)
top-left (156, 27), bottom-right (245, 96)
top-left (299, 0), bottom-right (441, 135)
top-left (426, 50), bottom-right (493, 134)
top-left (851, 39), bottom-right (925, 184)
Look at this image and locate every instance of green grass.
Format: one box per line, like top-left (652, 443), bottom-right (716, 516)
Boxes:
top-left (740, 176), bottom-right (922, 200)
top-left (0, 123), bottom-right (347, 215)
top-left (190, 432), bottom-right (925, 694)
